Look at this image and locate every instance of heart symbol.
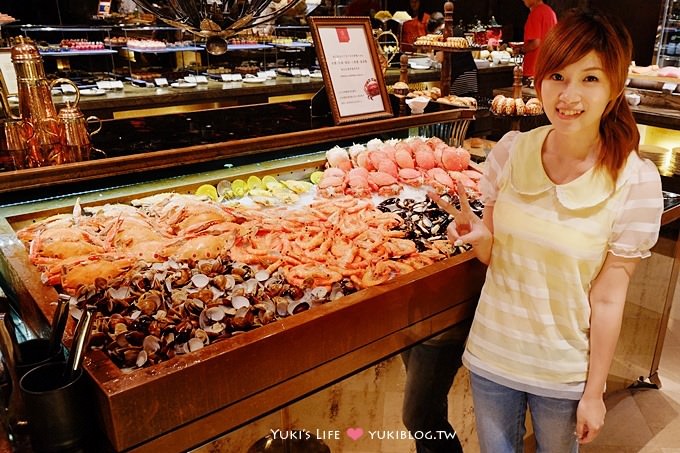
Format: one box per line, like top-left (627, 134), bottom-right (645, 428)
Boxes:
top-left (346, 427), bottom-right (364, 441)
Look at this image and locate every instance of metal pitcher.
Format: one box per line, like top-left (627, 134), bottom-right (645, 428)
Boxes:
top-left (54, 91), bottom-right (102, 163)
top-left (11, 37), bottom-right (78, 166)
top-left (2, 118), bottom-right (35, 170)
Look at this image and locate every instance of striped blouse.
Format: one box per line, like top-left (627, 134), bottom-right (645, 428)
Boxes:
top-left (462, 126), bottom-right (664, 400)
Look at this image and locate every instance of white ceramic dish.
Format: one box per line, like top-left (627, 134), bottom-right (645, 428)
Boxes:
top-left (310, 72), bottom-right (323, 79)
top-left (80, 88), bottom-right (107, 96)
top-left (409, 58), bottom-right (431, 69)
top-left (474, 59), bottom-right (490, 69)
top-left (406, 96), bottom-right (430, 114)
top-left (170, 81), bottom-right (198, 88)
top-left (625, 92), bottom-right (641, 106)
top-left (242, 77), bottom-right (266, 83)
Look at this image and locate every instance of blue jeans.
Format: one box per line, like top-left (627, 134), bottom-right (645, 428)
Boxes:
top-left (401, 326), bottom-right (469, 453)
top-left (469, 372), bottom-right (579, 453)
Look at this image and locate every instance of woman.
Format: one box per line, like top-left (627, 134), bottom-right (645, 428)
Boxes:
top-left (400, 0), bottom-right (429, 52)
top-left (448, 9), bottom-right (663, 452)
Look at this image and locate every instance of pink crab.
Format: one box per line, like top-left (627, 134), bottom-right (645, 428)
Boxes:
top-left (441, 146), bottom-right (471, 172)
top-left (345, 168), bottom-right (372, 197)
top-left (414, 145), bottom-right (436, 170)
top-left (426, 167), bottom-right (455, 193)
top-left (398, 168), bottom-right (424, 187)
top-left (368, 171), bottom-right (402, 196)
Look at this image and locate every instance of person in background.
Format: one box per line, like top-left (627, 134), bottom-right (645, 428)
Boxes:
top-left (401, 0), bottom-right (430, 52)
top-left (521, 0), bottom-right (557, 79)
top-left (448, 9), bottom-right (663, 452)
top-left (344, 0), bottom-right (380, 17)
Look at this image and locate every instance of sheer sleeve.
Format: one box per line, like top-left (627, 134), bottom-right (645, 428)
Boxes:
top-left (609, 158), bottom-right (663, 259)
top-left (479, 131), bottom-right (520, 206)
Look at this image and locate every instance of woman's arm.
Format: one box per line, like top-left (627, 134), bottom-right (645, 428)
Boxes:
top-left (576, 253), bottom-right (640, 443)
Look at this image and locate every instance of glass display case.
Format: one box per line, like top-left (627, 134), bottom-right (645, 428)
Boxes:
top-left (656, 0), bottom-right (680, 67)
top-left (14, 26), bottom-right (118, 84)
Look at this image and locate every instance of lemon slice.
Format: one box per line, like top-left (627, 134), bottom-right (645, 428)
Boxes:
top-left (248, 188), bottom-right (273, 198)
top-left (272, 190), bottom-right (299, 203)
top-left (261, 175), bottom-right (279, 188)
top-left (231, 179), bottom-right (248, 197)
top-left (195, 184), bottom-right (218, 201)
top-left (281, 180), bottom-right (313, 194)
top-left (310, 171), bottom-right (324, 184)
top-left (246, 175), bottom-right (265, 191)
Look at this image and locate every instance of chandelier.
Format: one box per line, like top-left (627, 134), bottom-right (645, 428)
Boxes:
top-left (131, 0), bottom-right (301, 54)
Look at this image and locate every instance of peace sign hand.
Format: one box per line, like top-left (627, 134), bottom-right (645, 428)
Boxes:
top-left (428, 180), bottom-right (493, 264)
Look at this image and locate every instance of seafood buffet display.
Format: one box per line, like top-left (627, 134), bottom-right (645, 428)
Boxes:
top-left (15, 135), bottom-right (484, 370)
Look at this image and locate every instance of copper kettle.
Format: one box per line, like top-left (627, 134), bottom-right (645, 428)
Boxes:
top-left (54, 89), bottom-right (102, 163)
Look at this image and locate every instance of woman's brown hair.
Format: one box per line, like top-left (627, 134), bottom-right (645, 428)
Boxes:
top-left (534, 9), bottom-right (638, 182)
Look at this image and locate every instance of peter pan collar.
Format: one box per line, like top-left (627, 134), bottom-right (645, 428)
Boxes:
top-left (509, 126), bottom-right (627, 210)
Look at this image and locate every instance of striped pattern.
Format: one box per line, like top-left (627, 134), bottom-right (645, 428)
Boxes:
top-left (463, 126), bottom-right (663, 399)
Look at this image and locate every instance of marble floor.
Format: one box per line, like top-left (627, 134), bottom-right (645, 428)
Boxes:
top-left (577, 316), bottom-right (680, 453)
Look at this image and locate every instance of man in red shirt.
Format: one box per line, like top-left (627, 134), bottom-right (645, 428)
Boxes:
top-left (522, 0), bottom-right (557, 78)
top-left (401, 0), bottom-right (430, 52)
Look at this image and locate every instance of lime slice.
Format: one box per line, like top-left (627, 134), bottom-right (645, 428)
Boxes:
top-left (195, 184), bottom-right (218, 201)
top-left (310, 171), bottom-right (324, 184)
top-left (246, 175), bottom-right (265, 191)
top-left (231, 179), bottom-right (248, 197)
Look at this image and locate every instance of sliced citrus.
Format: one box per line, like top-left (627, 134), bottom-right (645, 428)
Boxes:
top-left (281, 180), bottom-right (313, 194)
top-left (231, 179), bottom-right (248, 197)
top-left (309, 171), bottom-right (324, 184)
top-left (246, 175), bottom-right (265, 191)
top-left (261, 175), bottom-right (279, 187)
top-left (248, 188), bottom-right (272, 198)
top-left (216, 179), bottom-right (233, 199)
top-left (195, 184), bottom-right (218, 201)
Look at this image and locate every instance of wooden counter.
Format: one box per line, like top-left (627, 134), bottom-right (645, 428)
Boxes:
top-left (0, 108), bottom-right (485, 451)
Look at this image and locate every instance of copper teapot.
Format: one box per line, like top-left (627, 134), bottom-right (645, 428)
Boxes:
top-left (53, 89), bottom-right (102, 163)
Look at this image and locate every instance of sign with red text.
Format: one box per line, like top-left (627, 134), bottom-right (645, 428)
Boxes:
top-left (310, 17), bottom-right (392, 124)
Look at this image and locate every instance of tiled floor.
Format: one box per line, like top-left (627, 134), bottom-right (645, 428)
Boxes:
top-left (577, 314), bottom-right (680, 453)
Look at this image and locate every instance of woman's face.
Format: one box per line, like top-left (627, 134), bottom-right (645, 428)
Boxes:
top-left (540, 51), bottom-right (612, 137)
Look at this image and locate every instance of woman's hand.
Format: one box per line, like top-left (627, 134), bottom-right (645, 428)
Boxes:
top-left (575, 394), bottom-right (606, 444)
top-left (429, 181), bottom-right (493, 264)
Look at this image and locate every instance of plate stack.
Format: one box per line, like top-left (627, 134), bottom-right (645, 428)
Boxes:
top-left (639, 144), bottom-right (674, 176)
top-left (674, 148), bottom-right (680, 176)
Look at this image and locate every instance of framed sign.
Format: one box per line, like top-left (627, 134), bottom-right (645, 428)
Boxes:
top-left (309, 17), bottom-right (393, 125)
top-left (0, 48), bottom-right (17, 95)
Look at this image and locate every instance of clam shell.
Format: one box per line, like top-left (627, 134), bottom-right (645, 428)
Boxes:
top-left (191, 273), bottom-right (211, 288)
top-left (231, 295), bottom-right (251, 310)
top-left (255, 270), bottom-right (270, 282)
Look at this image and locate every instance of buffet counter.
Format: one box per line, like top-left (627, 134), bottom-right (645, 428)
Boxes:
top-left (0, 106), bottom-right (484, 451)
